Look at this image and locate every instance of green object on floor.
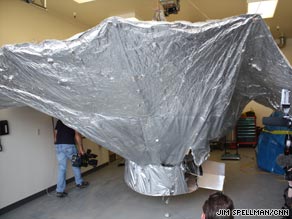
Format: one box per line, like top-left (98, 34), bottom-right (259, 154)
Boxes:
top-left (221, 141), bottom-right (241, 160)
top-left (221, 153), bottom-right (240, 160)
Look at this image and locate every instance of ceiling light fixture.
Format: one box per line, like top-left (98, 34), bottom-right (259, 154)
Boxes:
top-left (160, 0), bottom-right (180, 17)
top-left (247, 0), bottom-right (278, 19)
top-left (73, 0), bottom-right (95, 3)
top-left (24, 0), bottom-right (47, 9)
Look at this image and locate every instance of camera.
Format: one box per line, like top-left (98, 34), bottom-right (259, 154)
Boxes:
top-left (72, 149), bottom-right (98, 168)
top-left (285, 167), bottom-right (292, 181)
top-left (264, 89), bottom-right (292, 180)
top-left (160, 0), bottom-right (180, 16)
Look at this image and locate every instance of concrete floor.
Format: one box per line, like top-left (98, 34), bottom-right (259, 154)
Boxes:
top-left (0, 148), bottom-right (287, 219)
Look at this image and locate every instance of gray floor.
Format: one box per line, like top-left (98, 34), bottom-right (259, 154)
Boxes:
top-left (0, 148), bottom-right (287, 219)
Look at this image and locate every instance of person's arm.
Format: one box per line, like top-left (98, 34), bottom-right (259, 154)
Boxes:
top-left (54, 130), bottom-right (57, 144)
top-left (285, 169), bottom-right (292, 209)
top-left (54, 120), bottom-right (60, 144)
top-left (75, 131), bottom-right (85, 155)
top-left (287, 168), bottom-right (292, 198)
top-left (288, 181), bottom-right (292, 198)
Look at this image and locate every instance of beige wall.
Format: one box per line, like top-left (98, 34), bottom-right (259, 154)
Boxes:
top-left (0, 0), bottom-right (108, 209)
top-left (242, 101), bottom-right (273, 127)
top-left (282, 38), bottom-right (292, 64)
top-left (0, 0), bottom-right (88, 46)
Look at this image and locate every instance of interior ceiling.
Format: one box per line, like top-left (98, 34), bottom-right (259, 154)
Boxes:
top-left (45, 0), bottom-right (291, 39)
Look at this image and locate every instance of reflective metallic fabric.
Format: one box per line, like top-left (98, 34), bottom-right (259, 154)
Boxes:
top-left (1, 15), bottom-right (291, 195)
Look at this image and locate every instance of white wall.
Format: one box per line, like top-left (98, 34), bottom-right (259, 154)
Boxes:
top-left (0, 0), bottom-right (109, 209)
top-left (0, 107), bottom-right (56, 208)
top-left (0, 107), bottom-right (109, 208)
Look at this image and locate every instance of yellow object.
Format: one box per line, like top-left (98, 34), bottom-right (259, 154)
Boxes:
top-left (262, 129), bottom-right (292, 135)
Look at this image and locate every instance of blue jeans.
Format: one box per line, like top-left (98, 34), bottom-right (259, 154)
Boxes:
top-left (55, 144), bottom-right (83, 192)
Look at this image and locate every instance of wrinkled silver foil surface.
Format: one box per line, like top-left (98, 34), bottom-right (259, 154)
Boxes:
top-left (1, 15), bottom-right (292, 196)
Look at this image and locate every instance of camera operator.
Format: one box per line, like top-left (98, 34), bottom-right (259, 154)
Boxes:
top-left (54, 119), bottom-right (89, 198)
top-left (275, 147), bottom-right (292, 218)
top-left (262, 89), bottom-right (292, 218)
top-left (286, 168), bottom-right (292, 204)
top-left (283, 166), bottom-right (292, 216)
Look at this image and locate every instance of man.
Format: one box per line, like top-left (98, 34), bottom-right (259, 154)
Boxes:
top-left (54, 119), bottom-right (89, 198)
top-left (283, 168), bottom-right (292, 218)
top-left (201, 192), bottom-right (234, 219)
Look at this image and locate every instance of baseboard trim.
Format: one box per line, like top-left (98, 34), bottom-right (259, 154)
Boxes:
top-left (0, 162), bottom-right (109, 215)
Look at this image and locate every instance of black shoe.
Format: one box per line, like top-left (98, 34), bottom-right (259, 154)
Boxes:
top-left (76, 181), bottom-right (89, 189)
top-left (56, 192), bottom-right (68, 198)
top-left (118, 162), bottom-right (125, 167)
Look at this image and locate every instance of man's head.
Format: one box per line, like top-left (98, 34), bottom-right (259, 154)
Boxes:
top-left (201, 192), bottom-right (234, 219)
